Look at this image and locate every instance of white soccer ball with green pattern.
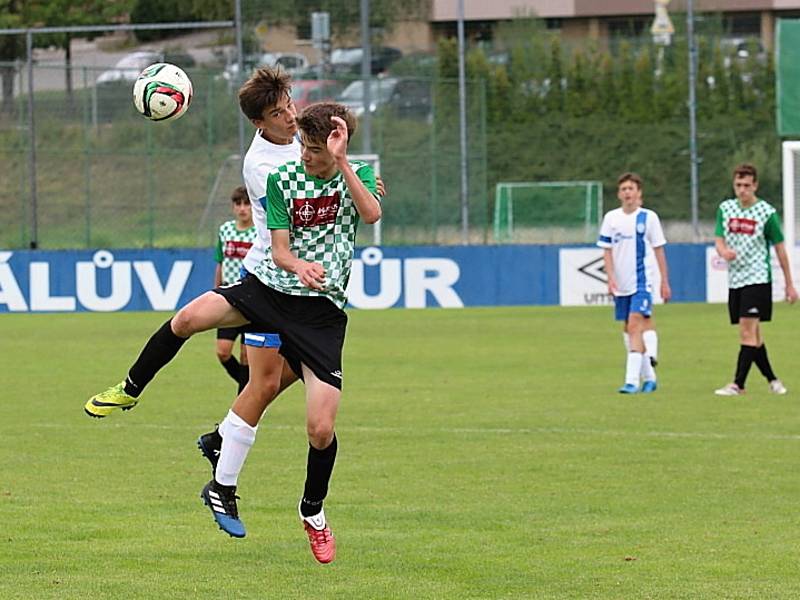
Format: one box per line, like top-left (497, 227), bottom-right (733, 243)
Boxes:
top-left (132, 63), bottom-right (193, 121)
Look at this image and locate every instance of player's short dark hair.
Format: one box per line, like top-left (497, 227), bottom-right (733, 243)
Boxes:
top-left (230, 185), bottom-right (249, 204)
top-left (733, 163), bottom-right (758, 182)
top-left (617, 172), bottom-right (643, 190)
top-left (238, 67), bottom-right (292, 121)
top-left (297, 102), bottom-right (357, 147)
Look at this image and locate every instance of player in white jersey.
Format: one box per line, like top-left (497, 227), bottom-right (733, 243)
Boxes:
top-left (597, 173), bottom-right (671, 394)
top-left (85, 68), bottom-right (302, 420)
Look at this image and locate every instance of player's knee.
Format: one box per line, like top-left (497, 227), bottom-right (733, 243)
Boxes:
top-left (250, 378), bottom-right (280, 404)
top-left (216, 347), bottom-right (233, 362)
top-left (307, 421), bottom-right (334, 448)
top-left (171, 307), bottom-right (197, 337)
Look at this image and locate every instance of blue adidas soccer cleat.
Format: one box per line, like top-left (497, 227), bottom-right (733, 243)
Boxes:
top-left (200, 480), bottom-right (246, 538)
top-left (640, 380), bottom-right (658, 393)
top-left (618, 383), bottom-right (639, 394)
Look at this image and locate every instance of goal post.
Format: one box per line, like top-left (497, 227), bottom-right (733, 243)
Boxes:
top-left (782, 141), bottom-right (799, 275)
top-left (494, 181), bottom-right (603, 243)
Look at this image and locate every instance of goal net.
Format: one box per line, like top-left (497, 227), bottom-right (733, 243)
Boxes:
top-left (781, 141), bottom-right (800, 279)
top-left (493, 181), bottom-right (603, 243)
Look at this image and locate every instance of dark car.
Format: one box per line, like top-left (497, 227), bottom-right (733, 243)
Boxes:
top-left (385, 78), bottom-right (433, 120)
top-left (330, 46), bottom-right (403, 76)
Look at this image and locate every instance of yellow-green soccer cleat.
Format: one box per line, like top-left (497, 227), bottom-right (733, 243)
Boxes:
top-left (84, 382), bottom-right (138, 418)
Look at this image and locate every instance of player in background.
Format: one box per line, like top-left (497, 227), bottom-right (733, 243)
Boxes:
top-left (713, 163), bottom-right (797, 396)
top-left (214, 186), bottom-right (256, 393)
top-left (199, 103), bottom-right (381, 564)
top-left (598, 172), bottom-right (671, 394)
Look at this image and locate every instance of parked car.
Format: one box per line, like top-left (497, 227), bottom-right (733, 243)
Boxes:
top-left (221, 52), bottom-right (310, 82)
top-left (336, 77), bottom-right (400, 117)
top-left (290, 79), bottom-right (345, 110)
top-left (95, 50), bottom-right (195, 86)
top-left (330, 46), bottom-right (403, 76)
top-left (385, 78), bottom-right (433, 120)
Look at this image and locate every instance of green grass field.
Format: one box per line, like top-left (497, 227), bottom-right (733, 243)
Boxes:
top-left (2, 304), bottom-right (799, 599)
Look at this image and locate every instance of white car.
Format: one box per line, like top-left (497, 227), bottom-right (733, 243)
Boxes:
top-left (336, 77), bottom-right (399, 117)
top-left (221, 52), bottom-right (310, 82)
top-left (95, 51), bottom-right (162, 85)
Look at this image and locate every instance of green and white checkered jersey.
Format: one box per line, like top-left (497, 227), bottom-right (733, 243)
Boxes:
top-left (714, 198), bottom-right (784, 288)
top-left (253, 160), bottom-right (378, 308)
top-left (214, 220), bottom-right (256, 285)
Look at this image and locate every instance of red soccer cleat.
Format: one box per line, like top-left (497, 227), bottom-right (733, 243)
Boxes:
top-left (300, 507), bottom-right (336, 564)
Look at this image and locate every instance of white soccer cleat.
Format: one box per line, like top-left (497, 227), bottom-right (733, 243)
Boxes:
top-left (714, 383), bottom-right (744, 396)
top-left (769, 379), bottom-right (788, 395)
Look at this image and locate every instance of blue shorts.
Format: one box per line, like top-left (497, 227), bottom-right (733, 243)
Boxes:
top-left (614, 291), bottom-right (653, 321)
top-left (238, 266), bottom-right (282, 348)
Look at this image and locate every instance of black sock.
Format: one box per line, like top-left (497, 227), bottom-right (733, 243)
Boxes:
top-left (754, 344), bottom-right (777, 382)
top-left (300, 434), bottom-right (338, 518)
top-left (238, 363), bottom-right (249, 394)
top-left (124, 319), bottom-right (188, 398)
top-left (220, 356), bottom-right (240, 383)
top-left (734, 345), bottom-right (759, 389)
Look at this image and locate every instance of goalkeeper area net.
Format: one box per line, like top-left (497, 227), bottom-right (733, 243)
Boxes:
top-left (781, 141), bottom-right (800, 278)
top-left (493, 181), bottom-right (603, 243)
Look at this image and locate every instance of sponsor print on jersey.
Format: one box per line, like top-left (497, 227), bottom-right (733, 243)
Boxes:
top-left (292, 193), bottom-right (341, 228)
top-left (224, 240), bottom-right (252, 259)
top-left (727, 217), bottom-right (757, 235)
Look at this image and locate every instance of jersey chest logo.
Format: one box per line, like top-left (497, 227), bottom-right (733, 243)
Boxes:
top-left (224, 240), bottom-right (252, 259)
top-left (728, 217), bottom-right (757, 235)
top-left (293, 192), bottom-right (341, 228)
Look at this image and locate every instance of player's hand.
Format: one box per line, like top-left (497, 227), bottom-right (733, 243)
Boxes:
top-left (661, 281), bottom-right (672, 303)
top-left (295, 260), bottom-right (326, 290)
top-left (786, 284), bottom-right (799, 304)
top-left (327, 116), bottom-right (348, 164)
top-left (607, 279), bottom-right (618, 296)
top-left (719, 247), bottom-right (737, 261)
top-left (376, 175), bottom-right (386, 197)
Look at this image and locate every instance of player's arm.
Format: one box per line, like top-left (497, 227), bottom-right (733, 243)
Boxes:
top-left (765, 213), bottom-right (798, 303)
top-left (328, 116), bottom-right (382, 224)
top-left (271, 229), bottom-right (325, 290)
top-left (266, 172), bottom-right (325, 290)
top-left (602, 248), bottom-right (618, 295)
top-left (714, 206), bottom-right (736, 261)
top-left (213, 235), bottom-right (223, 287)
top-left (653, 245), bottom-right (671, 302)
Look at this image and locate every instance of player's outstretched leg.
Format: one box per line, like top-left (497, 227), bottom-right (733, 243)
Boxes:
top-left (200, 480), bottom-right (245, 538)
top-left (84, 319), bottom-right (187, 417)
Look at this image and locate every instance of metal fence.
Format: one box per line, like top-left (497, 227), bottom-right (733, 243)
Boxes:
top-left (0, 56), bottom-right (488, 249)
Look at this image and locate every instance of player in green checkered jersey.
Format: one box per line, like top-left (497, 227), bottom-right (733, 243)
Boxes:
top-left (713, 163), bottom-right (798, 396)
top-left (206, 102), bottom-right (381, 562)
top-left (213, 186), bottom-right (256, 393)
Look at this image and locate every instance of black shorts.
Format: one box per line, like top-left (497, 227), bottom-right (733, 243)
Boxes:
top-left (728, 283), bottom-right (772, 324)
top-left (216, 326), bottom-right (246, 341)
top-left (213, 274), bottom-right (347, 389)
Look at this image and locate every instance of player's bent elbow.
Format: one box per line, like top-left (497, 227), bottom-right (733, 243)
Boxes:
top-left (361, 206), bottom-right (382, 224)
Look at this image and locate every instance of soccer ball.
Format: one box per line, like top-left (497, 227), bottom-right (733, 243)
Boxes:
top-left (132, 63), bottom-right (193, 121)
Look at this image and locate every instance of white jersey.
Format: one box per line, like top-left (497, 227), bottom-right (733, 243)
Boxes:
top-left (597, 207), bottom-right (666, 297)
top-left (241, 131), bottom-right (302, 274)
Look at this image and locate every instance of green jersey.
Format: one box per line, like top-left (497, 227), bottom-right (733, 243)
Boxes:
top-left (254, 160), bottom-right (378, 309)
top-left (214, 219), bottom-right (256, 285)
top-left (714, 198), bottom-right (784, 288)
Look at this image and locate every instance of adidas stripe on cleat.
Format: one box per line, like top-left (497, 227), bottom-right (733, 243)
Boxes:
top-left (201, 480), bottom-right (245, 538)
top-left (197, 426), bottom-right (223, 476)
top-left (84, 382), bottom-right (138, 418)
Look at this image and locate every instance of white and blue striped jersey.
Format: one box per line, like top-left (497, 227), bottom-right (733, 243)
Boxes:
top-left (241, 131), bottom-right (301, 275)
top-left (597, 207), bottom-right (666, 297)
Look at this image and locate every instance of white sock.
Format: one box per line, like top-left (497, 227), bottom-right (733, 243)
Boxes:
top-left (625, 352), bottom-right (643, 386)
top-left (641, 354), bottom-right (656, 382)
top-left (215, 410), bottom-right (257, 487)
top-left (622, 332), bottom-right (630, 353)
top-left (643, 330), bottom-right (658, 361)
